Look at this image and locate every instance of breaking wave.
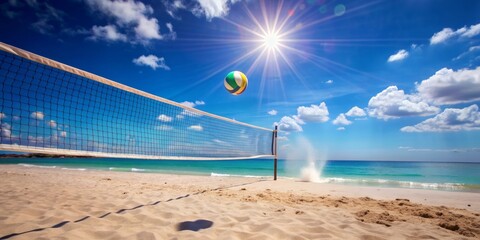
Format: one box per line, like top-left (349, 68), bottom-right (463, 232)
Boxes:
top-left (210, 172), bottom-right (269, 179)
top-left (18, 163), bottom-right (56, 169)
top-left (318, 177), bottom-right (466, 191)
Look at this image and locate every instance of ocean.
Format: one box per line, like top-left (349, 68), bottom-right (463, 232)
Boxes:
top-left (1, 158), bottom-right (479, 192)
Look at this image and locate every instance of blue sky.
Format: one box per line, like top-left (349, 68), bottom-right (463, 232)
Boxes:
top-left (1, 0), bottom-right (479, 161)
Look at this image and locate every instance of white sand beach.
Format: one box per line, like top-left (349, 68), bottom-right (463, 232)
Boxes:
top-left (0, 165), bottom-right (479, 239)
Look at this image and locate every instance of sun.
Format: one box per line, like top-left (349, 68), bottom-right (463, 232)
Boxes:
top-left (262, 31), bottom-right (282, 50)
top-left (175, 0), bottom-right (383, 106)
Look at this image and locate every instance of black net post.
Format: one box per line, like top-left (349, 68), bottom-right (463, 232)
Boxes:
top-left (273, 125), bottom-right (278, 180)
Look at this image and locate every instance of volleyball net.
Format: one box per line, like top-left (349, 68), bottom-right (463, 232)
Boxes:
top-left (0, 42), bottom-right (275, 160)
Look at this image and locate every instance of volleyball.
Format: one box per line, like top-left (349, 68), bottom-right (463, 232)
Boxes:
top-left (224, 71), bottom-right (248, 95)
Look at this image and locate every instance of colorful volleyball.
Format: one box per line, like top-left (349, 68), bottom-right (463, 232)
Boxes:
top-left (224, 71), bottom-right (248, 95)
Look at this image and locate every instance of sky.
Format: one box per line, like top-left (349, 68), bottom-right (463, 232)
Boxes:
top-left (0, 0), bottom-right (479, 161)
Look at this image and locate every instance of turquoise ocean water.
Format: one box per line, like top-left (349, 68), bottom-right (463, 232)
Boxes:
top-left (1, 158), bottom-right (479, 192)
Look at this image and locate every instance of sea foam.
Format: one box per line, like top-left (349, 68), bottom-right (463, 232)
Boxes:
top-left (61, 167), bottom-right (86, 171)
top-left (131, 168), bottom-right (146, 172)
top-left (319, 177), bottom-right (465, 191)
top-left (210, 172), bottom-right (267, 178)
top-left (18, 163), bottom-right (56, 169)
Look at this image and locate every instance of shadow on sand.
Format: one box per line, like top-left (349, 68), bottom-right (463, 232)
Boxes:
top-left (176, 219), bottom-right (214, 231)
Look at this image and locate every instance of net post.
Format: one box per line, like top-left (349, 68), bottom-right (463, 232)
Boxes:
top-left (273, 125), bottom-right (278, 181)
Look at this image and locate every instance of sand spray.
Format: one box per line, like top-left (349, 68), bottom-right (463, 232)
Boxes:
top-left (285, 137), bottom-right (326, 182)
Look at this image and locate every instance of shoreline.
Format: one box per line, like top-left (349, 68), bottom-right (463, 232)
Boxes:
top-left (7, 161), bottom-right (480, 194)
top-left (1, 165), bottom-right (479, 239)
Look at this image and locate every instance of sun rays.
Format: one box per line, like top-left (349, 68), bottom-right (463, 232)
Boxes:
top-left (172, 0), bottom-right (391, 104)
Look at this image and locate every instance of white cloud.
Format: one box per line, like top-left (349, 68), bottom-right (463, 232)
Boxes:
top-left (401, 104), bottom-right (480, 132)
top-left (1, 123), bottom-right (12, 137)
top-left (48, 120), bottom-right (57, 128)
top-left (0, 113), bottom-right (6, 119)
top-left (292, 115), bottom-right (304, 125)
top-left (178, 101), bottom-right (203, 118)
top-left (337, 127), bottom-right (345, 131)
top-left (133, 55), bottom-right (170, 70)
top-left (368, 86), bottom-right (439, 120)
top-left (296, 102), bottom-right (329, 123)
top-left (326, 79), bottom-right (333, 84)
top-left (462, 23), bottom-right (480, 38)
top-left (467, 45), bottom-right (479, 52)
top-left (275, 116), bottom-right (303, 132)
top-left (180, 100), bottom-right (205, 108)
top-left (162, 0), bottom-right (187, 19)
top-left (430, 23), bottom-right (480, 45)
top-left (165, 22), bottom-right (173, 31)
top-left (86, 0), bottom-right (153, 23)
top-left (157, 114), bottom-right (172, 122)
top-left (90, 25), bottom-right (127, 42)
top-left (333, 114), bottom-right (352, 125)
top-left (430, 28), bottom-right (457, 45)
top-left (188, 125), bottom-right (203, 131)
top-left (193, 0), bottom-right (231, 20)
top-left (274, 102), bottom-right (331, 133)
top-left (85, 0), bottom-right (165, 42)
top-left (454, 46), bottom-right (480, 61)
top-left (134, 17), bottom-right (162, 40)
top-left (1, 129), bottom-right (11, 138)
top-left (181, 101), bottom-right (196, 108)
top-left (165, 22), bottom-right (177, 40)
top-left (30, 111), bottom-right (44, 120)
top-left (345, 106), bottom-right (366, 117)
top-left (155, 125), bottom-right (173, 131)
top-left (28, 136), bottom-right (44, 144)
top-left (416, 67), bottom-right (480, 105)
top-left (163, 0), bottom-right (237, 21)
top-left (388, 49), bottom-right (409, 62)
top-left (268, 110), bottom-right (278, 116)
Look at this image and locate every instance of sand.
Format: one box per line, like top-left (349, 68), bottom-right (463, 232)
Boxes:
top-left (0, 165), bottom-right (479, 239)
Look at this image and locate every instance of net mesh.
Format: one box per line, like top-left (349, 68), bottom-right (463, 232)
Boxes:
top-left (0, 43), bottom-right (273, 160)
